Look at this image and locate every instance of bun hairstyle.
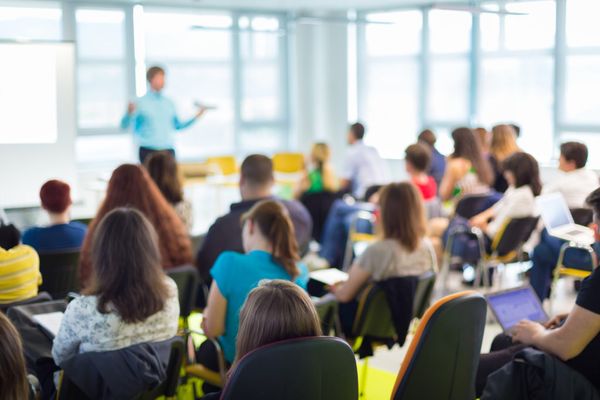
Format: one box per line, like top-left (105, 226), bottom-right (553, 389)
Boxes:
top-left (241, 200), bottom-right (299, 278)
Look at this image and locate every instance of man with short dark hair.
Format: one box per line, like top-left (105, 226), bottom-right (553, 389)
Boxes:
top-left (195, 154), bottom-right (312, 284)
top-left (340, 122), bottom-right (389, 199)
top-left (121, 65), bottom-right (208, 164)
top-left (417, 129), bottom-right (446, 189)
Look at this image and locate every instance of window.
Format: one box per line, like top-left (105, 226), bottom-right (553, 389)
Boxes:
top-left (143, 9), bottom-right (235, 159)
top-left (359, 11), bottom-right (422, 159)
top-left (566, 0), bottom-right (600, 48)
top-left (428, 10), bottom-right (471, 54)
top-left (0, 3), bottom-right (62, 41)
top-left (76, 9), bottom-right (128, 131)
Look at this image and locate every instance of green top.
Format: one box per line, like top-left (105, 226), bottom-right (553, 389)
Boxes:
top-left (307, 169), bottom-right (324, 193)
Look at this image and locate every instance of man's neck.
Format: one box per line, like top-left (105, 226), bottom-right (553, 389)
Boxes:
top-left (48, 212), bottom-right (69, 225)
top-left (240, 186), bottom-right (273, 201)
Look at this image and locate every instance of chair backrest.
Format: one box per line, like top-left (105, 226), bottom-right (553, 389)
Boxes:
top-left (412, 270), bottom-right (437, 319)
top-left (272, 152), bottom-right (304, 174)
top-left (206, 156), bottom-right (238, 176)
top-left (352, 284), bottom-right (396, 339)
top-left (570, 208), bottom-right (594, 226)
top-left (491, 217), bottom-right (539, 257)
top-left (300, 191), bottom-right (340, 242)
top-left (221, 337), bottom-right (358, 400)
top-left (0, 291), bottom-right (52, 313)
top-left (138, 338), bottom-right (185, 399)
top-left (454, 193), bottom-right (499, 220)
top-left (38, 249), bottom-right (80, 300)
top-left (166, 265), bottom-right (200, 318)
top-left (391, 291), bottom-right (487, 400)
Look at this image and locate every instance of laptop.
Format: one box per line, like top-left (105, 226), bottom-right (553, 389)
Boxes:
top-left (486, 285), bottom-right (549, 333)
top-left (536, 192), bottom-right (594, 245)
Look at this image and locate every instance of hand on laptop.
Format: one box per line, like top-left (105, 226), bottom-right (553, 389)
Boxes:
top-left (544, 313), bottom-right (568, 329)
top-left (511, 319), bottom-right (546, 345)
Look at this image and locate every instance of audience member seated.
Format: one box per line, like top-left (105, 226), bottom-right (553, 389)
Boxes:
top-left (200, 280), bottom-right (322, 400)
top-left (318, 185), bottom-right (381, 268)
top-left (339, 122), bottom-right (390, 199)
top-left (196, 155), bottom-right (312, 282)
top-left (0, 221), bottom-right (40, 305)
top-left (489, 125), bottom-right (519, 194)
top-left (474, 127), bottom-right (491, 157)
top-left (295, 142), bottom-right (338, 198)
top-left (197, 200), bottom-right (309, 393)
top-left (438, 127), bottom-right (494, 202)
top-left (476, 187), bottom-right (600, 395)
top-left (444, 152), bottom-right (541, 264)
top-left (0, 313), bottom-right (35, 399)
top-left (53, 208), bottom-right (179, 366)
top-left (22, 180), bottom-right (87, 252)
top-left (418, 129), bottom-right (446, 189)
top-left (79, 164), bottom-right (192, 288)
top-left (529, 141), bottom-right (600, 300)
top-left (144, 151), bottom-right (193, 231)
top-left (330, 182), bottom-right (434, 335)
top-left (404, 143), bottom-right (437, 201)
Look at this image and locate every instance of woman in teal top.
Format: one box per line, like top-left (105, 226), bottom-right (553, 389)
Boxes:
top-left (198, 200), bottom-right (308, 391)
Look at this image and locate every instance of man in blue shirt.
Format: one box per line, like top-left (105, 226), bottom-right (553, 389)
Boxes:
top-left (121, 66), bottom-right (208, 164)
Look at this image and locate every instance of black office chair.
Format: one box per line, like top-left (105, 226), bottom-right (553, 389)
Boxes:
top-left (412, 270), bottom-right (437, 320)
top-left (300, 191), bottom-right (341, 243)
top-left (38, 249), bottom-right (80, 299)
top-left (220, 336), bottom-right (358, 400)
top-left (391, 291), bottom-right (487, 400)
top-left (0, 291), bottom-right (52, 313)
top-left (570, 207), bottom-right (594, 226)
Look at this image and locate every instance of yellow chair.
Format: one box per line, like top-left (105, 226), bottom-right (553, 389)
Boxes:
top-left (206, 156), bottom-right (238, 176)
top-left (550, 241), bottom-right (596, 312)
top-left (272, 152), bottom-right (304, 174)
top-left (342, 210), bottom-right (377, 270)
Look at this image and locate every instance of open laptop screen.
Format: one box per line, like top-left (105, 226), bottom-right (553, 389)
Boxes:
top-left (537, 193), bottom-right (573, 230)
top-left (487, 287), bottom-right (548, 332)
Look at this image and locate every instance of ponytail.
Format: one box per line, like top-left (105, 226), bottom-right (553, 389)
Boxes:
top-left (242, 200), bottom-right (300, 278)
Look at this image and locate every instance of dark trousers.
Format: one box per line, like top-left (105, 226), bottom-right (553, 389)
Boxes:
top-left (195, 339), bottom-right (230, 395)
top-left (138, 147), bottom-right (175, 165)
top-left (476, 333), bottom-right (527, 397)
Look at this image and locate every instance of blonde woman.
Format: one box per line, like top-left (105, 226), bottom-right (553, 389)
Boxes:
top-left (296, 143), bottom-right (337, 198)
top-left (489, 124), bottom-right (519, 193)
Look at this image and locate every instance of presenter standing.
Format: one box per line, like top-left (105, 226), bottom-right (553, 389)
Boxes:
top-left (121, 66), bottom-right (208, 164)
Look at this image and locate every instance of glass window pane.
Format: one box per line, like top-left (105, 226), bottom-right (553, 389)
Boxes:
top-left (365, 11), bottom-right (422, 57)
top-left (567, 0), bottom-right (600, 48)
top-left (241, 63), bottom-right (280, 120)
top-left (76, 9), bottom-right (125, 59)
top-left (565, 55), bottom-right (600, 125)
top-left (0, 5), bottom-right (61, 40)
top-left (427, 57), bottom-right (470, 122)
top-left (429, 10), bottom-right (471, 54)
top-left (144, 10), bottom-right (232, 61)
top-left (478, 56), bottom-right (554, 161)
top-left (239, 127), bottom-right (285, 154)
top-left (480, 11), bottom-right (500, 52)
top-left (504, 1), bottom-right (555, 50)
top-left (76, 134), bottom-right (134, 164)
top-left (240, 30), bottom-right (279, 60)
top-left (159, 64), bottom-right (234, 158)
top-left (363, 60), bottom-right (419, 159)
top-left (78, 64), bottom-right (127, 129)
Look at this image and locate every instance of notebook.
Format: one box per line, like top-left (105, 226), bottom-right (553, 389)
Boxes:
top-left (309, 268), bottom-right (349, 286)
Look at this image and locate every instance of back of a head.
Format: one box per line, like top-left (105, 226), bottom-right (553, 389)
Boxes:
top-left (234, 280), bottom-right (322, 365)
top-left (350, 122), bottom-right (365, 141)
top-left (89, 207), bottom-right (169, 323)
top-left (405, 143), bottom-right (432, 173)
top-left (0, 223), bottom-right (20, 250)
top-left (40, 180), bottom-right (72, 214)
top-left (490, 125), bottom-right (519, 161)
top-left (417, 129), bottom-right (436, 147)
top-left (241, 155), bottom-right (274, 188)
top-left (311, 142), bottom-right (331, 168)
top-left (0, 313), bottom-right (28, 400)
top-left (379, 182), bottom-right (426, 252)
top-left (451, 127), bottom-right (493, 185)
top-left (242, 200), bottom-right (299, 278)
top-left (144, 151), bottom-right (183, 204)
top-left (586, 188), bottom-right (600, 216)
top-left (560, 141), bottom-right (589, 169)
top-left (503, 152), bottom-right (542, 196)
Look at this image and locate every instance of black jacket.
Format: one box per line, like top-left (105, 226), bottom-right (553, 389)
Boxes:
top-left (60, 338), bottom-right (176, 400)
top-left (482, 348), bottom-right (600, 400)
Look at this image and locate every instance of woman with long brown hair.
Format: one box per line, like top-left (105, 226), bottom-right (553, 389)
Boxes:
top-left (144, 151), bottom-right (193, 231)
top-left (53, 208), bottom-right (179, 366)
top-left (0, 313), bottom-right (30, 400)
top-left (439, 127), bottom-right (494, 201)
top-left (79, 164), bottom-right (192, 288)
top-left (331, 182), bottom-right (435, 334)
top-left (489, 124), bottom-right (520, 193)
top-left (197, 200), bottom-right (309, 393)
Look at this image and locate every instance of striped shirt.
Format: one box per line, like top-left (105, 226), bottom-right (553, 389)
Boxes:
top-left (0, 245), bottom-right (41, 304)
